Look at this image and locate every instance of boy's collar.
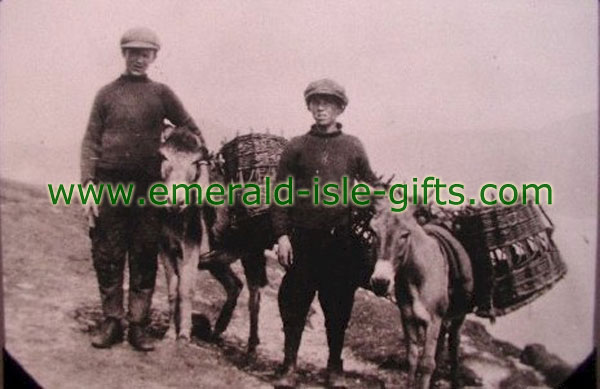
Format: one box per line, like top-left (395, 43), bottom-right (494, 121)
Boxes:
top-left (119, 73), bottom-right (150, 82)
top-left (309, 123), bottom-right (343, 138)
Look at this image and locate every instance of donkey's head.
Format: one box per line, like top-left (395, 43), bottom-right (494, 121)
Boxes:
top-left (369, 196), bottom-right (420, 297)
top-left (159, 125), bottom-right (209, 207)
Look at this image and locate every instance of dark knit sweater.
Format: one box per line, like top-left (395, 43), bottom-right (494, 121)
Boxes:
top-left (80, 74), bottom-right (204, 183)
top-left (271, 124), bottom-right (379, 237)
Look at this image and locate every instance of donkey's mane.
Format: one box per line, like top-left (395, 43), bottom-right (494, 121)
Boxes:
top-left (163, 127), bottom-right (202, 153)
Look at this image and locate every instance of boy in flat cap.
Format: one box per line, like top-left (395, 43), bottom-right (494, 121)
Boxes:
top-left (272, 79), bottom-right (379, 386)
top-left (80, 27), bottom-right (205, 351)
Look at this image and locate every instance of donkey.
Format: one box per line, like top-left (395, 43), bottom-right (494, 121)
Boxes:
top-left (369, 198), bottom-right (474, 389)
top-left (158, 125), bottom-right (239, 341)
top-left (158, 125), bottom-right (270, 354)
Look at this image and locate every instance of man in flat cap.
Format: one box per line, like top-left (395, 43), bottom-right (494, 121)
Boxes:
top-left (272, 79), bottom-right (379, 386)
top-left (81, 27), bottom-right (205, 351)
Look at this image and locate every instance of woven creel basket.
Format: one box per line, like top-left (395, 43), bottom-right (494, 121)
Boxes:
top-left (219, 133), bottom-right (288, 221)
top-left (454, 203), bottom-right (567, 317)
top-left (220, 134), bottom-right (287, 179)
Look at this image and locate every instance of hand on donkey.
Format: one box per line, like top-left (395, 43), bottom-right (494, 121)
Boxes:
top-left (277, 235), bottom-right (294, 270)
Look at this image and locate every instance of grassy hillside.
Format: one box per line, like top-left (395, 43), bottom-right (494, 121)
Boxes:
top-left (2, 179), bottom-right (572, 388)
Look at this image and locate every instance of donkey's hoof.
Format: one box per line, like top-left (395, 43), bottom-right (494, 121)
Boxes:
top-left (177, 333), bottom-right (192, 343)
top-left (247, 338), bottom-right (259, 353)
top-left (244, 350), bottom-right (257, 366)
top-left (246, 341), bottom-right (259, 363)
top-left (209, 333), bottom-right (225, 345)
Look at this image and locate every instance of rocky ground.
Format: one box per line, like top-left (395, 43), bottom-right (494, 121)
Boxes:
top-left (2, 179), bottom-right (572, 388)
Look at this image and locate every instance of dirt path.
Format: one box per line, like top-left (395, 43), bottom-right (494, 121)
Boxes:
top-left (2, 183), bottom-right (267, 389)
top-left (195, 263), bottom-right (391, 388)
top-left (2, 180), bottom-right (389, 388)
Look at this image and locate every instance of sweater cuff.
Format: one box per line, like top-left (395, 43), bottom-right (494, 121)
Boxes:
top-left (273, 226), bottom-right (289, 240)
top-left (81, 174), bottom-right (96, 186)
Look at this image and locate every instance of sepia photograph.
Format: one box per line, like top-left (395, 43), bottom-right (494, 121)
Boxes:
top-left (0, 1), bottom-right (597, 388)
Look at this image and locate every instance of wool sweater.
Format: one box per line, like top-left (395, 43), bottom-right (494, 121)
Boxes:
top-left (80, 74), bottom-right (204, 183)
top-left (271, 124), bottom-right (379, 237)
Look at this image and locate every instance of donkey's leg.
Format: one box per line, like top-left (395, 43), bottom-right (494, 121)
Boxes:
top-left (418, 314), bottom-right (442, 389)
top-left (160, 251), bottom-right (179, 340)
top-left (178, 246), bottom-right (200, 340)
top-left (435, 322), bottom-right (448, 372)
top-left (400, 307), bottom-right (421, 388)
top-left (241, 251), bottom-right (267, 355)
top-left (435, 323), bottom-right (447, 363)
top-left (400, 281), bottom-right (435, 388)
top-left (247, 284), bottom-right (261, 354)
top-left (209, 262), bottom-right (243, 338)
top-left (448, 315), bottom-right (465, 389)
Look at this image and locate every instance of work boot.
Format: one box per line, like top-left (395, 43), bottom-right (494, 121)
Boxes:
top-left (273, 360), bottom-right (298, 388)
top-left (326, 359), bottom-right (348, 388)
top-left (274, 326), bottom-right (302, 387)
top-left (128, 323), bottom-right (155, 351)
top-left (91, 318), bottom-right (123, 349)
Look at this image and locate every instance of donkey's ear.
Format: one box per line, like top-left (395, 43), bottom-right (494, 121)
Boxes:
top-left (194, 134), bottom-right (205, 151)
top-left (161, 124), bottom-right (175, 143)
top-left (198, 145), bottom-right (210, 162)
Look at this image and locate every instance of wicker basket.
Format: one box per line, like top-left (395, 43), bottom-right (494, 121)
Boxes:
top-left (219, 133), bottom-right (288, 224)
top-left (220, 133), bottom-right (287, 179)
top-left (454, 203), bottom-right (567, 318)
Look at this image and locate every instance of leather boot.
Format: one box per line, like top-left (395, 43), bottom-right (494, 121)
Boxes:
top-left (273, 359), bottom-right (298, 388)
top-left (91, 318), bottom-right (123, 348)
top-left (274, 325), bottom-right (302, 388)
top-left (326, 359), bottom-right (348, 388)
top-left (128, 323), bottom-right (155, 352)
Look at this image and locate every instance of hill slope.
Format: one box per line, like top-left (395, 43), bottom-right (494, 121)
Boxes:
top-left (2, 179), bottom-right (571, 388)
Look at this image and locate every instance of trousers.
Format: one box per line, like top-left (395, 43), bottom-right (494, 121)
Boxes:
top-left (90, 169), bottom-right (161, 324)
top-left (278, 227), bottom-right (362, 366)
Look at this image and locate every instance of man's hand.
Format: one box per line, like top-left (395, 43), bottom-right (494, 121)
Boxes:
top-left (83, 201), bottom-right (99, 228)
top-left (83, 202), bottom-right (99, 228)
top-left (277, 235), bottom-right (294, 270)
top-left (82, 181), bottom-right (99, 227)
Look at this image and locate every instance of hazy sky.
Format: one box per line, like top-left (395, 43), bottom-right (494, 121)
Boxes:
top-left (0, 1), bottom-right (597, 364)
top-left (0, 1), bottom-right (596, 184)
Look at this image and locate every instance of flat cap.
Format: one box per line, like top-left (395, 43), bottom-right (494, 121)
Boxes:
top-left (304, 78), bottom-right (348, 107)
top-left (120, 27), bottom-right (160, 51)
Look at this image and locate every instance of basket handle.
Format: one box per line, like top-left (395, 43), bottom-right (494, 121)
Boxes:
top-left (538, 205), bottom-right (554, 233)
